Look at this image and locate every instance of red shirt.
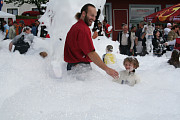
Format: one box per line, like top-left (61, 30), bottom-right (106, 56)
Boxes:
top-left (64, 19), bottom-right (95, 63)
top-left (105, 24), bottom-right (111, 38)
top-left (174, 38), bottom-right (180, 51)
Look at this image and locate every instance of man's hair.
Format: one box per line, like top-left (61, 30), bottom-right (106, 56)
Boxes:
top-left (75, 3), bottom-right (96, 20)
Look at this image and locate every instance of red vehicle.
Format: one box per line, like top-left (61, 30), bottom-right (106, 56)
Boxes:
top-left (22, 11), bottom-right (40, 16)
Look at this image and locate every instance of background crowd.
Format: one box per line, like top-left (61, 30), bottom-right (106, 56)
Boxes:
top-left (1, 8), bottom-right (180, 68)
top-left (92, 18), bottom-right (180, 68)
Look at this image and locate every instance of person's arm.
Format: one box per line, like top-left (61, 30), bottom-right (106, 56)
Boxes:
top-left (92, 31), bottom-right (98, 39)
top-left (5, 29), bottom-right (8, 38)
top-left (107, 30), bottom-right (112, 35)
top-left (130, 33), bottom-right (134, 51)
top-left (135, 37), bottom-right (138, 45)
top-left (87, 51), bottom-right (119, 79)
top-left (9, 28), bottom-right (12, 39)
top-left (165, 39), bottom-right (176, 46)
top-left (141, 27), bottom-right (147, 39)
top-left (9, 42), bottom-right (13, 52)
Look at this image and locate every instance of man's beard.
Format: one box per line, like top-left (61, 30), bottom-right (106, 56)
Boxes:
top-left (84, 15), bottom-right (90, 26)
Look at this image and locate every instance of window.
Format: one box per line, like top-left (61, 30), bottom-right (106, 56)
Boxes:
top-left (103, 3), bottom-right (112, 26)
top-left (129, 4), bottom-right (161, 26)
top-left (32, 8), bottom-right (39, 11)
top-left (7, 8), bottom-right (18, 15)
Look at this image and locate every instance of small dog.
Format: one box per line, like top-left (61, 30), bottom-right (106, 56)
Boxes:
top-left (39, 51), bottom-right (48, 58)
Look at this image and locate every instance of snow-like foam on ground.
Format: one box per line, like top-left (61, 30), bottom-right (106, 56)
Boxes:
top-left (0, 36), bottom-right (180, 120)
top-left (0, 0), bottom-right (180, 119)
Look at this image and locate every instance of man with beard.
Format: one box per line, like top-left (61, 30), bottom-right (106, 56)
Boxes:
top-left (64, 3), bottom-right (119, 79)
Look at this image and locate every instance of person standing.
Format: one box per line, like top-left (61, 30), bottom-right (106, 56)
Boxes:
top-left (142, 21), bottom-right (155, 53)
top-left (0, 0), bottom-right (3, 11)
top-left (117, 24), bottom-right (134, 56)
top-left (167, 25), bottom-right (179, 41)
top-left (64, 3), bottom-right (119, 79)
top-left (135, 21), bottom-right (147, 56)
top-left (35, 20), bottom-right (40, 36)
top-left (31, 23), bottom-right (37, 36)
top-left (17, 20), bottom-right (25, 35)
top-left (164, 23), bottom-right (172, 41)
top-left (167, 25), bottom-right (179, 51)
top-left (9, 21), bottom-right (17, 39)
top-left (103, 18), bottom-right (112, 38)
top-left (3, 21), bottom-right (9, 40)
top-left (131, 25), bottom-right (137, 56)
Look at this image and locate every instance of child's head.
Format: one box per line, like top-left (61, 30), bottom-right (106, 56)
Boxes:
top-left (106, 45), bottom-right (113, 53)
top-left (123, 57), bottom-right (139, 72)
top-left (168, 49), bottom-right (180, 68)
top-left (171, 49), bottom-right (180, 61)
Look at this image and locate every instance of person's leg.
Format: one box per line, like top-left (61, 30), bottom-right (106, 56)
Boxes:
top-left (136, 41), bottom-right (143, 55)
top-left (120, 46), bottom-right (127, 55)
top-left (133, 44), bottom-right (137, 56)
top-left (146, 38), bottom-right (151, 53)
top-left (67, 63), bottom-right (77, 71)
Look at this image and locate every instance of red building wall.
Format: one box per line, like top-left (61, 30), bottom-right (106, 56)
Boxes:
top-left (106, 0), bottom-right (179, 40)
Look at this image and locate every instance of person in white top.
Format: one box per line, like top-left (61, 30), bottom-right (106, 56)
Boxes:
top-left (164, 23), bottom-right (172, 35)
top-left (9, 26), bottom-right (34, 54)
top-left (164, 23), bottom-right (172, 41)
top-left (142, 21), bottom-right (155, 53)
top-left (113, 57), bottom-right (140, 86)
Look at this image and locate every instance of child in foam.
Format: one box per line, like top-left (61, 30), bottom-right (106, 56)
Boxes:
top-left (102, 45), bottom-right (116, 65)
top-left (168, 49), bottom-right (180, 68)
top-left (113, 57), bottom-right (140, 86)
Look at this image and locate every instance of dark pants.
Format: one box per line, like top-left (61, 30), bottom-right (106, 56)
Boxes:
top-left (67, 62), bottom-right (91, 71)
top-left (133, 44), bottom-right (137, 56)
top-left (119, 45), bottom-right (131, 56)
top-left (13, 43), bottom-right (30, 54)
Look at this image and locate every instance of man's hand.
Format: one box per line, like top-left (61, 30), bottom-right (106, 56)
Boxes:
top-left (105, 67), bottom-right (119, 79)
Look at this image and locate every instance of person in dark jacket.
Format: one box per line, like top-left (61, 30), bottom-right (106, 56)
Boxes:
top-left (152, 30), bottom-right (166, 57)
top-left (135, 21), bottom-right (147, 56)
top-left (117, 24), bottom-right (134, 56)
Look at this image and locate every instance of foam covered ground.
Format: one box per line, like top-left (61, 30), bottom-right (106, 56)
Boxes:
top-left (0, 0), bottom-right (180, 119)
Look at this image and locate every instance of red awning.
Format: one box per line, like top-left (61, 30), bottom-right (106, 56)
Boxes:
top-left (144, 3), bottom-right (180, 23)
